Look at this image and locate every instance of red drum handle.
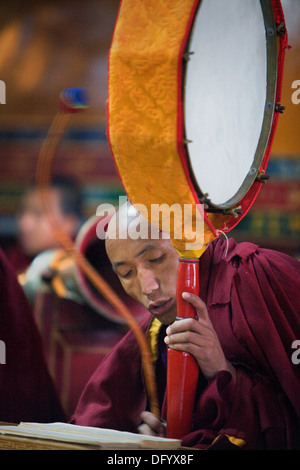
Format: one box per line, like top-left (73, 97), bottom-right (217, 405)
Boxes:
top-left (166, 258), bottom-right (199, 439)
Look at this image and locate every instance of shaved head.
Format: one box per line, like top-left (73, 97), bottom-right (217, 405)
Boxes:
top-left (105, 201), bottom-right (166, 249)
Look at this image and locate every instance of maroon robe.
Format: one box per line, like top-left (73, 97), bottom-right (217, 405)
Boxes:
top-left (71, 239), bottom-right (300, 449)
top-left (0, 248), bottom-right (65, 423)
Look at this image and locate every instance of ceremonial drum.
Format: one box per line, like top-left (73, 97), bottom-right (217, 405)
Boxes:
top-left (108, 0), bottom-right (287, 438)
top-left (108, 0), bottom-right (287, 250)
top-left (184, 0), bottom-right (277, 213)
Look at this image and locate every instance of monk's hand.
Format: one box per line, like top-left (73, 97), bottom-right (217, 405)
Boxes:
top-left (164, 292), bottom-right (236, 382)
top-left (137, 411), bottom-right (166, 437)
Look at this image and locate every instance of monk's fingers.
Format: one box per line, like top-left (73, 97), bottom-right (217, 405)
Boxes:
top-left (164, 330), bottom-right (213, 348)
top-left (181, 292), bottom-right (210, 322)
top-left (137, 423), bottom-right (154, 436)
top-left (166, 316), bottom-right (213, 338)
top-left (165, 341), bottom-right (203, 359)
top-left (138, 411), bottom-right (166, 437)
top-left (165, 339), bottom-right (228, 381)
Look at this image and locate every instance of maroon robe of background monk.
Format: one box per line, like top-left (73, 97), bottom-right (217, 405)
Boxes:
top-left (71, 205), bottom-right (300, 450)
top-left (0, 247), bottom-right (65, 423)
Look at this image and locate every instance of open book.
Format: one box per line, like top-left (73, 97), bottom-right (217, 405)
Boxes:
top-left (0, 422), bottom-right (181, 450)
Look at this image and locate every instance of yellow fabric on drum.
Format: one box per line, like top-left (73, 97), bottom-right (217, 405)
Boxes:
top-left (108, 0), bottom-right (225, 255)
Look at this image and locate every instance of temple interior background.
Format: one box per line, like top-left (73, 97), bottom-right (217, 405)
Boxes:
top-left (0, 0), bottom-right (299, 419)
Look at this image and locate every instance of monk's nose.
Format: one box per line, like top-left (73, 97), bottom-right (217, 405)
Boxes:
top-left (139, 269), bottom-right (159, 296)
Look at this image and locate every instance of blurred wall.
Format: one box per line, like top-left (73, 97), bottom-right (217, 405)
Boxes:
top-left (0, 0), bottom-right (123, 244)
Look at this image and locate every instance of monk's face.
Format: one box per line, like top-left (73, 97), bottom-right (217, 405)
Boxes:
top-left (17, 189), bottom-right (78, 257)
top-left (106, 235), bottom-right (179, 325)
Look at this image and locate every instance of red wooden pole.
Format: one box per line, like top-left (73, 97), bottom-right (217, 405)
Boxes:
top-left (166, 258), bottom-right (199, 439)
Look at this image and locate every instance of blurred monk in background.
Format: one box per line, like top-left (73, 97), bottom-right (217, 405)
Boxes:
top-left (6, 175), bottom-right (83, 274)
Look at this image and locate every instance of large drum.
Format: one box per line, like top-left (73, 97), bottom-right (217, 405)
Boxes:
top-left (184, 0), bottom-right (277, 211)
top-left (108, 0), bottom-right (287, 249)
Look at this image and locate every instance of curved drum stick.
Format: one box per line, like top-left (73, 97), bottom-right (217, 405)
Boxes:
top-left (35, 88), bottom-right (160, 419)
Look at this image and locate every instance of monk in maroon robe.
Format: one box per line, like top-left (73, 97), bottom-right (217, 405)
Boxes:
top-left (0, 247), bottom-right (65, 423)
top-left (71, 204), bottom-right (300, 450)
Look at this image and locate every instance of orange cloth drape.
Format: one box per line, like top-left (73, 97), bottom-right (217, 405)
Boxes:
top-left (107, 0), bottom-right (226, 254)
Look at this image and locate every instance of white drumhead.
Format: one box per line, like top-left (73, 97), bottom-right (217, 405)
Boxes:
top-left (184, 0), bottom-right (267, 206)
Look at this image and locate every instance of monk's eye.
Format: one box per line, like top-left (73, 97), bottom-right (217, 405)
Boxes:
top-left (120, 270), bottom-right (133, 279)
top-left (149, 255), bottom-right (165, 264)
